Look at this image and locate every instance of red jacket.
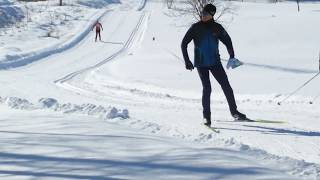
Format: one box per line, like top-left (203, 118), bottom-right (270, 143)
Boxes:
top-left (93, 22), bottom-right (103, 31)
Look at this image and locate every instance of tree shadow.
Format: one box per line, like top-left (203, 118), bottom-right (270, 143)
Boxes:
top-left (244, 125), bottom-right (320, 137)
top-left (0, 112), bottom-right (296, 180)
top-left (0, 151), bottom-right (280, 179)
top-left (0, 128), bottom-right (291, 179)
top-left (220, 59), bottom-right (317, 74)
top-left (219, 125), bottom-right (320, 137)
top-left (0, 169), bottom-right (120, 180)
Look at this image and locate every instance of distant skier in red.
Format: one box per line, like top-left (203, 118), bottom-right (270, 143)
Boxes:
top-left (92, 21), bottom-right (103, 42)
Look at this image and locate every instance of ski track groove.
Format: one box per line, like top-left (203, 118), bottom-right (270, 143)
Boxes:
top-left (54, 0), bottom-right (147, 85)
top-left (55, 12), bottom-right (147, 85)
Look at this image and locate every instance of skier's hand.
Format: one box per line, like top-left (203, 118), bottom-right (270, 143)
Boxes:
top-left (185, 61), bottom-right (194, 71)
top-left (226, 58), bottom-right (243, 69)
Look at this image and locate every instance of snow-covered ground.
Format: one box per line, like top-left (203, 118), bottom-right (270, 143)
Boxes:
top-left (0, 104), bottom-right (300, 180)
top-left (0, 0), bottom-right (320, 179)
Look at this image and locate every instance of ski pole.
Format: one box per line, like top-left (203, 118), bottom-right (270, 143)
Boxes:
top-left (309, 50), bottom-right (320, 104)
top-left (278, 50), bottom-right (320, 105)
top-left (277, 72), bottom-right (320, 105)
top-left (163, 47), bottom-right (185, 63)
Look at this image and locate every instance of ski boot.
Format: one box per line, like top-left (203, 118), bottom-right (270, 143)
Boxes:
top-left (203, 118), bottom-right (211, 127)
top-left (232, 111), bottom-right (252, 122)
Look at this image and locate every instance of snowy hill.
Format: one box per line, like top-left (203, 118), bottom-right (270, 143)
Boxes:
top-left (0, 0), bottom-right (320, 179)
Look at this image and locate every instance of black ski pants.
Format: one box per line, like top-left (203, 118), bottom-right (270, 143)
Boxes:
top-left (95, 30), bottom-right (101, 41)
top-left (197, 64), bottom-right (237, 120)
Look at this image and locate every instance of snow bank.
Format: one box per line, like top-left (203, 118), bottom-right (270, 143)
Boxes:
top-left (0, 0), bottom-right (11, 6)
top-left (0, 3), bottom-right (24, 28)
top-left (4, 96), bottom-right (34, 110)
top-left (1, 96), bottom-right (129, 119)
top-left (1, 95), bottom-right (319, 178)
top-left (223, 138), bottom-right (320, 179)
top-left (2, 98), bottom-right (317, 179)
top-left (193, 134), bottom-right (320, 179)
top-left (137, 0), bottom-right (147, 11)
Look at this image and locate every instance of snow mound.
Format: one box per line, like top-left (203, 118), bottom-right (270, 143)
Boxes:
top-left (0, 4), bottom-right (24, 28)
top-left (192, 136), bottom-right (320, 179)
top-left (38, 97), bottom-right (59, 108)
top-left (5, 96), bottom-right (35, 110)
top-left (107, 107), bottom-right (129, 119)
top-left (0, 0), bottom-right (11, 6)
top-left (232, 141), bottom-right (320, 179)
top-left (1, 96), bottom-right (129, 119)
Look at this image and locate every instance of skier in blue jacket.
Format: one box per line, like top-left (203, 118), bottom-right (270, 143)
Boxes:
top-left (181, 4), bottom-right (247, 126)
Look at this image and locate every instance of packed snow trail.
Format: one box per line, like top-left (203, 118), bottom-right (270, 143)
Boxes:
top-left (55, 11), bottom-right (148, 84)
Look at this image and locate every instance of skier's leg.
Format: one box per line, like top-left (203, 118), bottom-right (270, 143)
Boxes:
top-left (98, 31), bottom-right (101, 41)
top-left (197, 68), bottom-right (211, 122)
top-left (95, 31), bottom-right (98, 42)
top-left (210, 64), bottom-right (237, 115)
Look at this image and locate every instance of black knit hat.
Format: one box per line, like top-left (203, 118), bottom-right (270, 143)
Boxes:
top-left (203, 4), bottom-right (216, 16)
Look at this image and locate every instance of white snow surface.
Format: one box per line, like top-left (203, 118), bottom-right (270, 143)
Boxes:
top-left (0, 0), bottom-right (320, 179)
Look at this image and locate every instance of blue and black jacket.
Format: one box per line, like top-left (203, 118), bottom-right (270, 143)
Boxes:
top-left (181, 20), bottom-right (234, 67)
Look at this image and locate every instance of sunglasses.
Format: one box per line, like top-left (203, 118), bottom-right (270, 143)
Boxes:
top-left (201, 11), bottom-right (214, 17)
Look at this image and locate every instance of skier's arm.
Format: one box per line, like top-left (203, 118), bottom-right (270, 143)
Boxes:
top-left (100, 24), bottom-right (103, 31)
top-left (181, 26), bottom-right (194, 63)
top-left (218, 25), bottom-right (235, 59)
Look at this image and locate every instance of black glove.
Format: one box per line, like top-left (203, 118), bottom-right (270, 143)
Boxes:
top-left (185, 61), bottom-right (194, 70)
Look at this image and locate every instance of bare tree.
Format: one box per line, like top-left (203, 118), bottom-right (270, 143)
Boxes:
top-left (166, 0), bottom-right (234, 21)
top-left (166, 0), bottom-right (174, 9)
